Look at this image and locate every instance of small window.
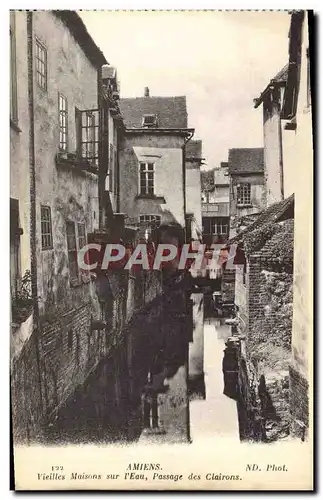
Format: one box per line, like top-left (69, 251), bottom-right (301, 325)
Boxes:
top-left (41, 205), bottom-right (53, 250)
top-left (139, 215), bottom-right (161, 240)
top-left (237, 183), bottom-right (251, 205)
top-left (66, 221), bottom-right (78, 281)
top-left (35, 39), bottom-right (47, 90)
top-left (139, 215), bottom-right (161, 226)
top-left (106, 143), bottom-right (114, 192)
top-left (142, 114), bottom-right (158, 127)
top-left (59, 93), bottom-right (68, 151)
top-left (77, 222), bottom-right (86, 251)
top-left (139, 162), bottom-right (154, 195)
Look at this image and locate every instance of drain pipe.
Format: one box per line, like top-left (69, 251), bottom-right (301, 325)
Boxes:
top-left (182, 130), bottom-right (194, 242)
top-left (27, 11), bottom-right (43, 415)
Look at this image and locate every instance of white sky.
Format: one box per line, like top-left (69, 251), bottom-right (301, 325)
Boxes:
top-left (79, 10), bottom-right (291, 169)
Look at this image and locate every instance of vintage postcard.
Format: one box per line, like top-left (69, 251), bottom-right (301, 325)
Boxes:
top-left (10, 9), bottom-right (314, 491)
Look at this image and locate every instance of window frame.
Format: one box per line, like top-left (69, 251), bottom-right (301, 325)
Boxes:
top-left (58, 93), bottom-right (68, 151)
top-left (40, 205), bottom-right (53, 251)
top-left (66, 221), bottom-right (87, 284)
top-left (66, 221), bottom-right (78, 282)
top-left (106, 143), bottom-right (114, 192)
top-left (236, 183), bottom-right (251, 206)
top-left (77, 222), bottom-right (86, 252)
top-left (139, 162), bottom-right (155, 196)
top-left (35, 38), bottom-right (47, 91)
top-left (142, 114), bottom-right (158, 127)
top-left (139, 214), bottom-right (161, 240)
top-left (78, 109), bottom-right (99, 168)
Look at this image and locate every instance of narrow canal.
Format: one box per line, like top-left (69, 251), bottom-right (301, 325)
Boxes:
top-left (190, 318), bottom-right (240, 443)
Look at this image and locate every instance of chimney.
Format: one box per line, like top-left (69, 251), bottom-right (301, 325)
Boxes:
top-left (144, 87), bottom-right (150, 97)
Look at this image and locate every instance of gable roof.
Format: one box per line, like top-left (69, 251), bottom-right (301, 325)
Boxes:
top-left (53, 11), bottom-right (108, 68)
top-left (119, 96), bottom-right (188, 129)
top-left (228, 148), bottom-right (264, 175)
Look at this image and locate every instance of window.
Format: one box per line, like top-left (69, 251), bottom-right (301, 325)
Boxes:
top-left (217, 223), bottom-right (228, 235)
top-left (139, 162), bottom-right (154, 195)
top-left (77, 223), bottom-right (86, 251)
top-left (139, 215), bottom-right (161, 227)
top-left (80, 111), bottom-right (99, 167)
top-left (59, 93), bottom-right (68, 151)
top-left (139, 215), bottom-right (161, 240)
top-left (142, 114), bottom-right (158, 127)
top-left (66, 221), bottom-right (78, 281)
top-left (41, 206), bottom-right (53, 250)
top-left (106, 143), bottom-right (114, 192)
top-left (35, 39), bottom-right (47, 90)
top-left (237, 183), bottom-right (251, 205)
top-left (10, 11), bottom-right (18, 123)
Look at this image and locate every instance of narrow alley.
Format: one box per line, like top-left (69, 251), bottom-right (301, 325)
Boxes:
top-left (190, 319), bottom-right (240, 443)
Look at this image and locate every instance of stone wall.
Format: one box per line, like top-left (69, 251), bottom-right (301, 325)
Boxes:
top-left (289, 365), bottom-right (309, 440)
top-left (236, 254), bottom-right (293, 442)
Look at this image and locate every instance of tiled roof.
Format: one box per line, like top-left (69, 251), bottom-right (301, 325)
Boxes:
top-left (119, 96), bottom-right (187, 129)
top-left (254, 64), bottom-right (288, 108)
top-left (186, 140), bottom-right (202, 159)
top-left (228, 148), bottom-right (264, 174)
top-left (255, 219), bottom-right (294, 265)
top-left (228, 194), bottom-right (294, 246)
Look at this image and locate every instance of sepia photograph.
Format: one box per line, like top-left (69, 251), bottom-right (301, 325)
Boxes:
top-left (9, 8), bottom-right (314, 491)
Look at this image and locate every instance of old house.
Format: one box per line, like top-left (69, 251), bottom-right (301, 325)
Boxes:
top-left (228, 148), bottom-right (266, 238)
top-left (202, 162), bottom-right (230, 246)
top-left (279, 11), bottom-right (313, 439)
top-left (253, 65), bottom-right (288, 206)
top-left (118, 87), bottom-right (194, 238)
top-left (10, 10), bottom-right (113, 443)
top-left (253, 11), bottom-right (313, 439)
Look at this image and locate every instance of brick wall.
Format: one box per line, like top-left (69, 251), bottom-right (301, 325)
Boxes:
top-left (40, 304), bottom-right (95, 418)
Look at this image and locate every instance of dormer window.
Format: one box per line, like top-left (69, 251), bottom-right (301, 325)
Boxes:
top-left (142, 114), bottom-right (158, 128)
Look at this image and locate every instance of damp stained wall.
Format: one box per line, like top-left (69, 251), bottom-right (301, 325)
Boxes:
top-left (32, 11), bottom-right (100, 316)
